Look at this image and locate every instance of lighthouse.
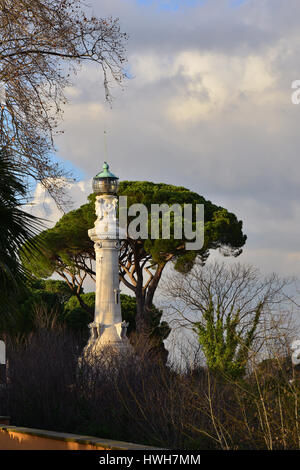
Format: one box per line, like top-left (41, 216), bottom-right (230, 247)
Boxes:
top-left (84, 162), bottom-right (131, 356)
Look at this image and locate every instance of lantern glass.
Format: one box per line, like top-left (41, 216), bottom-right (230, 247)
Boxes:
top-left (92, 177), bottom-right (119, 195)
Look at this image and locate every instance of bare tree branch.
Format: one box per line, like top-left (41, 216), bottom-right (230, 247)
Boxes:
top-left (0, 0), bottom-right (127, 208)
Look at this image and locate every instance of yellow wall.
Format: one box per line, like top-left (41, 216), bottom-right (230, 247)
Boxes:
top-left (0, 429), bottom-right (103, 450)
top-left (0, 425), bottom-right (160, 450)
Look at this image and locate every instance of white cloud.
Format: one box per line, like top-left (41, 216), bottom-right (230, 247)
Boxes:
top-left (241, 55), bottom-right (275, 93)
top-left (25, 179), bottom-right (91, 228)
top-left (165, 51), bottom-right (277, 122)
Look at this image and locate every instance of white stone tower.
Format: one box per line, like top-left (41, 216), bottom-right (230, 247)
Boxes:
top-left (84, 162), bottom-right (131, 356)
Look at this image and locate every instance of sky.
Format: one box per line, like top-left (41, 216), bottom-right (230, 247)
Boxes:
top-left (27, 0), bottom-right (300, 284)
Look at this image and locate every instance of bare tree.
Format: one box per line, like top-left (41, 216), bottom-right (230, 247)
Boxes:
top-left (162, 261), bottom-right (296, 378)
top-left (0, 0), bottom-right (127, 208)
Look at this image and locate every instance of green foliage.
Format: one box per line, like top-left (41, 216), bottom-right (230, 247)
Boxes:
top-left (63, 292), bottom-right (169, 340)
top-left (0, 279), bottom-right (74, 337)
top-left (0, 148), bottom-right (41, 312)
top-left (22, 180), bottom-right (246, 281)
top-left (118, 180), bottom-right (246, 267)
top-left (194, 306), bottom-right (260, 380)
top-left (117, 293), bottom-right (137, 335)
top-left (64, 292), bottom-right (94, 332)
top-left (29, 279), bottom-right (77, 303)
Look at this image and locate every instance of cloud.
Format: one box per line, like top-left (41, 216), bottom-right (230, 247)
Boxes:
top-left (164, 51), bottom-right (276, 122)
top-left (25, 179), bottom-right (92, 228)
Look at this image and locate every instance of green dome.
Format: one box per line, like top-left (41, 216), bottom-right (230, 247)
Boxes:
top-left (95, 162), bottom-right (118, 180)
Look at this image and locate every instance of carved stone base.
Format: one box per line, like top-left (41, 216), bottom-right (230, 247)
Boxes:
top-left (81, 321), bottom-right (133, 366)
top-left (81, 337), bottom-right (134, 368)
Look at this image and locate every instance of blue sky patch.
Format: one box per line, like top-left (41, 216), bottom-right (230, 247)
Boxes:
top-left (136, 0), bottom-right (205, 12)
top-left (230, 0), bottom-right (248, 7)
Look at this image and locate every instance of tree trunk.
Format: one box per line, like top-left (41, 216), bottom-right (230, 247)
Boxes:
top-left (134, 260), bottom-right (148, 334)
top-left (134, 263), bottom-right (165, 333)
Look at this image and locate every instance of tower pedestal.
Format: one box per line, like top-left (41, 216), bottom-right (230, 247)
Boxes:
top-left (83, 193), bottom-right (132, 361)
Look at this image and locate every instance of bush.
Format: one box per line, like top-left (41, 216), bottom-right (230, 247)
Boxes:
top-left (3, 328), bottom-right (299, 450)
